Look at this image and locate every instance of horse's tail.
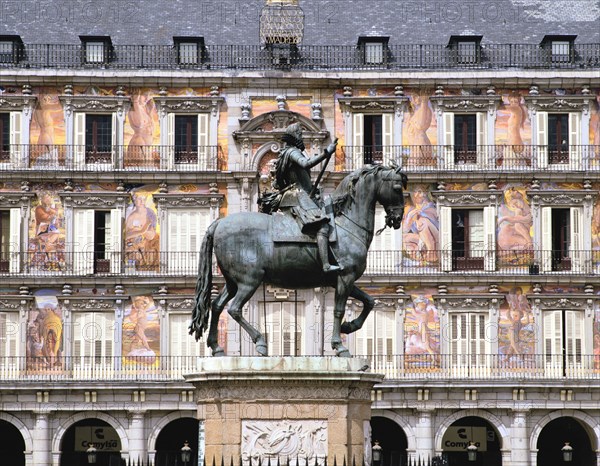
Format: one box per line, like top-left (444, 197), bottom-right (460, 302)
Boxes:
top-left (189, 220), bottom-right (218, 341)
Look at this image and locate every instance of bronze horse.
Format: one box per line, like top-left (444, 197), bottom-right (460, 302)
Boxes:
top-left (190, 165), bottom-right (407, 357)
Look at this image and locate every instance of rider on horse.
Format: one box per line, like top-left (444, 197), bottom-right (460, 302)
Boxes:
top-left (273, 122), bottom-right (341, 273)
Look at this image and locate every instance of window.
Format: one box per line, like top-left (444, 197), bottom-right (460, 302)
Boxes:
top-left (543, 310), bottom-right (584, 376)
top-left (0, 208), bottom-right (21, 273)
top-left (80, 36), bottom-right (112, 65)
top-left (74, 113), bottom-right (115, 166)
top-left (440, 205), bottom-right (495, 272)
top-left (540, 207), bottom-right (583, 272)
top-left (72, 312), bottom-right (114, 366)
top-left (536, 112), bottom-right (580, 168)
top-left (442, 112), bottom-right (487, 167)
top-left (352, 113), bottom-right (393, 167)
top-left (73, 209), bottom-right (122, 275)
top-left (0, 312), bottom-right (18, 359)
top-left (174, 37), bottom-right (204, 66)
top-left (167, 113), bottom-right (209, 168)
top-left (551, 41), bottom-right (571, 63)
top-left (0, 111), bottom-right (22, 165)
top-left (366, 206), bottom-right (402, 273)
top-left (448, 35), bottom-right (482, 65)
top-left (354, 307), bottom-right (395, 362)
top-left (166, 209), bottom-right (210, 274)
top-left (541, 35), bottom-right (576, 64)
top-left (358, 37), bottom-right (389, 65)
top-left (0, 36), bottom-right (22, 64)
top-left (260, 301), bottom-right (303, 356)
top-left (170, 313), bottom-right (208, 358)
top-left (449, 312), bottom-right (490, 369)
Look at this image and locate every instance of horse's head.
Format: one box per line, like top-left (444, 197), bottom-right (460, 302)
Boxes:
top-left (376, 168), bottom-right (407, 229)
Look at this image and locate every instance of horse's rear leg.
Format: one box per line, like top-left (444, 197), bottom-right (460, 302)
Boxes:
top-left (341, 285), bottom-right (376, 335)
top-left (332, 278), bottom-right (352, 358)
top-left (206, 283), bottom-right (235, 356)
top-left (227, 282), bottom-right (268, 356)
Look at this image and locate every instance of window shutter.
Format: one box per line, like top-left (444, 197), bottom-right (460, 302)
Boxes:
top-left (0, 312), bottom-right (19, 358)
top-left (170, 313), bottom-right (206, 358)
top-left (569, 207), bottom-right (583, 272)
top-left (483, 206), bottom-right (496, 271)
top-left (381, 113), bottom-right (393, 165)
top-left (73, 312), bottom-right (114, 361)
top-left (367, 206), bottom-right (399, 273)
top-left (265, 302), bottom-right (281, 357)
top-left (167, 210), bottom-right (206, 274)
top-left (565, 311), bottom-right (583, 365)
top-left (197, 113), bottom-right (210, 170)
top-left (73, 209), bottom-right (94, 275)
top-left (167, 210), bottom-right (183, 273)
top-left (568, 112), bottom-right (581, 169)
top-left (442, 112), bottom-right (454, 169)
top-left (476, 112), bottom-right (487, 166)
top-left (440, 206), bottom-right (452, 271)
top-left (74, 112), bottom-right (86, 167)
top-left (9, 208), bottom-right (21, 273)
top-left (73, 312), bottom-right (93, 360)
top-left (352, 113), bottom-right (364, 169)
top-left (9, 111), bottom-right (21, 165)
top-left (282, 301), bottom-right (295, 356)
top-left (536, 111), bottom-right (548, 168)
top-left (166, 113), bottom-right (175, 169)
top-left (110, 112), bottom-right (117, 165)
top-left (543, 311), bottom-right (562, 370)
top-left (540, 207), bottom-right (552, 272)
top-left (107, 209), bottom-right (122, 274)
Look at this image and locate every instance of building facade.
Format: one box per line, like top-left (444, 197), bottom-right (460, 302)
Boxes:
top-left (0, 0), bottom-right (600, 465)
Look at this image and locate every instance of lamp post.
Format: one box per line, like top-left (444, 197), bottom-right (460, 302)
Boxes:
top-left (561, 442), bottom-right (573, 462)
top-left (86, 443), bottom-right (97, 464)
top-left (467, 442), bottom-right (478, 462)
top-left (181, 440), bottom-right (192, 466)
top-left (372, 440), bottom-right (382, 466)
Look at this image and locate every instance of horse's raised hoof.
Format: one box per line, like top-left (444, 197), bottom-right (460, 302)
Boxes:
top-left (255, 337), bottom-right (268, 356)
top-left (211, 346), bottom-right (225, 357)
top-left (336, 347), bottom-right (352, 358)
top-left (341, 321), bottom-right (358, 334)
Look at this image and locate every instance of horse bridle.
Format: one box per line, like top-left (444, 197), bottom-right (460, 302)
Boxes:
top-left (376, 170), bottom-right (405, 228)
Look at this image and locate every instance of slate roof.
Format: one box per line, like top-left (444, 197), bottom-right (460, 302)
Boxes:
top-left (2, 0), bottom-right (599, 45)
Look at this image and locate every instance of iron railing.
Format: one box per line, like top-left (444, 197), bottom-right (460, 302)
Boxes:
top-left (341, 145), bottom-right (600, 172)
top-left (1, 354), bottom-right (598, 381)
top-left (2, 43), bottom-right (599, 70)
top-left (0, 144), bottom-right (224, 171)
top-left (1, 250), bottom-right (598, 276)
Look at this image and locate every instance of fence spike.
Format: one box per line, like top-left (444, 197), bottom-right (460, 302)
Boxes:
top-left (333, 456), bottom-right (337, 466)
top-left (342, 457), bottom-right (346, 466)
top-left (213, 456), bottom-right (217, 466)
top-left (222, 455), bottom-right (225, 466)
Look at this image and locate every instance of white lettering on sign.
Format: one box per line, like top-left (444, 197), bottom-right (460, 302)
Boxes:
top-left (441, 426), bottom-right (488, 452)
top-left (74, 427), bottom-right (121, 452)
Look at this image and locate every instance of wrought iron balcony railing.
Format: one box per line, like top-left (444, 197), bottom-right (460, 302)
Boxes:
top-left (0, 144), bottom-right (224, 171)
top-left (341, 145), bottom-right (600, 172)
top-left (1, 43), bottom-right (599, 70)
top-left (0, 250), bottom-right (597, 277)
top-left (0, 354), bottom-right (598, 382)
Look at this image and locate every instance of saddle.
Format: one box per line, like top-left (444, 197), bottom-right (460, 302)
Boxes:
top-left (272, 196), bottom-right (338, 243)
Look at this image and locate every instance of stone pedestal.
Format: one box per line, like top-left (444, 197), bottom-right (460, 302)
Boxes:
top-left (185, 357), bottom-right (383, 464)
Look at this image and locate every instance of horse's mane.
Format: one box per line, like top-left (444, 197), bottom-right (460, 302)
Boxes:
top-left (330, 164), bottom-right (399, 216)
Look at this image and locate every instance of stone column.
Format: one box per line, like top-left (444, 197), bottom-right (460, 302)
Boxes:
top-left (185, 357), bottom-right (382, 464)
top-left (32, 411), bottom-right (51, 466)
top-left (414, 409), bottom-right (434, 461)
top-left (511, 409), bottom-right (530, 466)
top-left (128, 411), bottom-right (146, 462)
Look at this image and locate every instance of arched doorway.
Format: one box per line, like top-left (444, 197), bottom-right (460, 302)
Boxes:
top-left (537, 417), bottom-right (595, 466)
top-left (0, 419), bottom-right (26, 466)
top-left (60, 419), bottom-right (122, 466)
top-left (370, 416), bottom-right (408, 466)
top-left (441, 416), bottom-right (502, 466)
top-left (155, 418), bottom-right (199, 466)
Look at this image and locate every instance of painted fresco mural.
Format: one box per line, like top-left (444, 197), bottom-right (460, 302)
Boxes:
top-left (404, 289), bottom-right (440, 368)
top-left (122, 295), bottom-right (160, 365)
top-left (27, 292), bottom-right (63, 370)
top-left (28, 188), bottom-right (66, 272)
top-left (593, 184), bottom-right (600, 270)
top-left (125, 187), bottom-right (160, 272)
top-left (498, 286), bottom-right (535, 364)
top-left (402, 184), bottom-right (439, 266)
top-left (30, 89), bottom-right (66, 167)
top-left (497, 185), bottom-right (534, 266)
top-left (124, 89), bottom-right (160, 168)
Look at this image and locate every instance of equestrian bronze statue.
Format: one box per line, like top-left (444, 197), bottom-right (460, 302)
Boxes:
top-left (190, 124), bottom-right (407, 357)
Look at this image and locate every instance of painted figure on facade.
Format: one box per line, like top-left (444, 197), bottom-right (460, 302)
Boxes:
top-left (125, 193), bottom-right (160, 270)
top-left (126, 92), bottom-right (156, 164)
top-left (191, 129), bottom-right (407, 356)
top-left (274, 122), bottom-right (340, 272)
top-left (402, 185), bottom-right (439, 264)
top-left (498, 187), bottom-right (533, 259)
top-left (406, 93), bottom-right (433, 164)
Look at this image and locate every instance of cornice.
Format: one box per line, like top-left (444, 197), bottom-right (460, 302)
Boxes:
top-left (0, 192), bottom-right (36, 207)
top-left (524, 94), bottom-right (593, 113)
top-left (338, 96), bottom-right (409, 113)
top-left (59, 95), bottom-right (131, 116)
top-left (60, 192), bottom-right (128, 208)
top-left (0, 95), bottom-right (37, 110)
top-left (154, 95), bottom-right (224, 116)
top-left (66, 298), bottom-right (120, 310)
top-left (433, 293), bottom-right (506, 314)
top-left (234, 110), bottom-right (328, 142)
top-left (432, 190), bottom-right (502, 206)
top-left (153, 193), bottom-right (224, 208)
top-left (430, 95), bottom-right (502, 114)
top-left (526, 189), bottom-right (597, 206)
top-left (527, 293), bottom-right (597, 316)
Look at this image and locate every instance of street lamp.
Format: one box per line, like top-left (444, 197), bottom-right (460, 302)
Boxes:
top-left (562, 442), bottom-right (573, 462)
top-left (372, 440), bottom-right (382, 466)
top-left (181, 440), bottom-right (192, 465)
top-left (467, 442), bottom-right (478, 462)
top-left (86, 443), bottom-right (97, 464)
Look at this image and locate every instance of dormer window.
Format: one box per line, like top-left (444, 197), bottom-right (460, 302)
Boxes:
top-left (448, 35), bottom-right (482, 64)
top-left (0, 35), bottom-right (23, 64)
top-left (541, 35), bottom-right (576, 64)
top-left (174, 37), bottom-right (205, 66)
top-left (80, 36), bottom-right (112, 65)
top-left (358, 37), bottom-right (389, 65)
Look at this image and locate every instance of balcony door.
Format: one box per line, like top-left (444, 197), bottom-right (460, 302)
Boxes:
top-left (166, 209), bottom-right (209, 274)
top-left (535, 111), bottom-right (580, 169)
top-left (0, 208), bottom-right (21, 273)
top-left (74, 113), bottom-right (116, 166)
top-left (448, 312), bottom-right (490, 375)
top-left (543, 310), bottom-right (585, 377)
top-left (540, 207), bottom-right (583, 272)
top-left (73, 209), bottom-right (122, 274)
top-left (260, 301), bottom-right (303, 356)
top-left (72, 312), bottom-right (114, 371)
top-left (352, 113), bottom-right (393, 168)
top-left (442, 112), bottom-right (487, 168)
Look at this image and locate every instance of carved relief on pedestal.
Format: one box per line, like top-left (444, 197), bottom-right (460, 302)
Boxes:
top-left (242, 420), bottom-right (327, 465)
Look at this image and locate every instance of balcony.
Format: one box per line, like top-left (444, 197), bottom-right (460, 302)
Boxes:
top-left (341, 145), bottom-right (600, 172)
top-left (0, 354), bottom-right (597, 382)
top-left (0, 144), bottom-right (224, 171)
top-left (0, 249), bottom-right (597, 277)
top-left (1, 43), bottom-right (599, 70)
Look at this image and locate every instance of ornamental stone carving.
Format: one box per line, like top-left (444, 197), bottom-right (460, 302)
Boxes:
top-left (524, 95), bottom-right (593, 114)
top-left (242, 420), bottom-right (327, 465)
top-left (153, 193), bottom-right (224, 208)
top-left (433, 190), bottom-right (501, 207)
top-left (433, 294), bottom-right (505, 315)
top-left (60, 193), bottom-right (127, 208)
top-left (431, 95), bottom-right (502, 116)
top-left (527, 190), bottom-right (596, 207)
top-left (338, 96), bottom-right (408, 114)
top-left (154, 96), bottom-right (224, 118)
top-left (59, 95), bottom-right (131, 117)
top-left (68, 299), bottom-right (118, 310)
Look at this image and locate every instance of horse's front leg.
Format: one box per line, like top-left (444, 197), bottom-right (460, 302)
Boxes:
top-left (341, 285), bottom-right (376, 335)
top-left (331, 278), bottom-right (352, 358)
